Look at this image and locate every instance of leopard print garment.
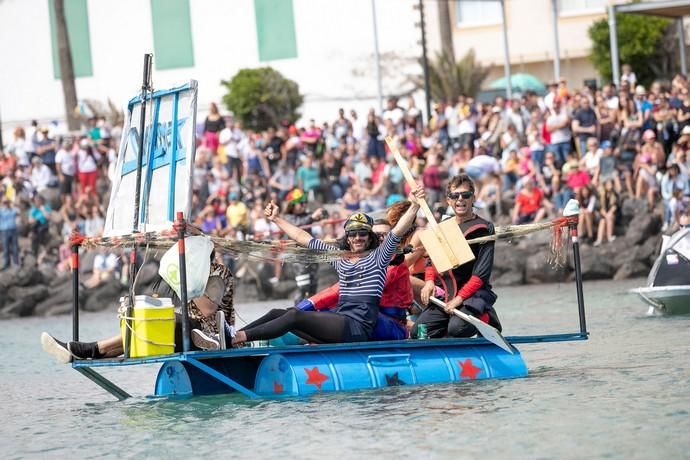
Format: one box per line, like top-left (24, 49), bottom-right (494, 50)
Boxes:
top-left (187, 262), bottom-right (235, 334)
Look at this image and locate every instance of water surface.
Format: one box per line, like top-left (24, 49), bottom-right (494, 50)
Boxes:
top-left (3, 278), bottom-right (690, 459)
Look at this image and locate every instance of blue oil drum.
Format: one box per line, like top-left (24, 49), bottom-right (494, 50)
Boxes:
top-left (254, 344), bottom-right (527, 397)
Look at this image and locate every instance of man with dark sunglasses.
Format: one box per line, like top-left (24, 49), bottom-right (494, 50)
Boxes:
top-left (412, 174), bottom-right (502, 339)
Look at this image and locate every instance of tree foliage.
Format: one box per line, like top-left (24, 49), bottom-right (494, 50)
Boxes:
top-left (427, 49), bottom-right (489, 102)
top-left (588, 13), bottom-right (671, 86)
top-left (221, 67), bottom-right (303, 131)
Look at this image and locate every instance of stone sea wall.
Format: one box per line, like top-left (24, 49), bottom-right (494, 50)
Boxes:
top-left (0, 197), bottom-right (661, 319)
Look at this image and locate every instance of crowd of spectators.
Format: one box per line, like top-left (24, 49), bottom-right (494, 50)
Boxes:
top-left (2, 64), bottom-right (690, 280)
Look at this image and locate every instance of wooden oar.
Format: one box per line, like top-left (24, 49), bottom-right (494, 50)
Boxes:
top-left (428, 297), bottom-right (514, 354)
top-left (384, 136), bottom-right (474, 272)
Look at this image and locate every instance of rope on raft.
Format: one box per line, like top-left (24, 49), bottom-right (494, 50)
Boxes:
top-left (69, 215), bottom-right (578, 267)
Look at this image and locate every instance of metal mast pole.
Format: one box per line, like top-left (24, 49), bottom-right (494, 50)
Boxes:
top-left (124, 53), bottom-right (153, 358)
top-left (608, 5), bottom-right (620, 85)
top-left (499, 0), bottom-right (512, 99)
top-left (551, 0), bottom-right (561, 82)
top-left (371, 0), bottom-right (383, 115)
top-left (419, 0), bottom-right (432, 123)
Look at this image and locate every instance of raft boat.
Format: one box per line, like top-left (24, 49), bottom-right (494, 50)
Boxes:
top-left (70, 210), bottom-right (589, 401)
top-left (64, 63), bottom-right (589, 401)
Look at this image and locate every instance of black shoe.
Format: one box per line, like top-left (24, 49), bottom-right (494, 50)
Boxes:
top-left (67, 340), bottom-right (101, 360)
top-left (41, 332), bottom-right (72, 364)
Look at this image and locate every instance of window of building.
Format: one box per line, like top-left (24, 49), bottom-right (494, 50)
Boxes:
top-left (48, 0), bottom-right (93, 79)
top-left (255, 0), bottom-right (297, 61)
top-left (559, 0), bottom-right (607, 13)
top-left (150, 0), bottom-right (195, 70)
top-left (455, 0), bottom-right (502, 27)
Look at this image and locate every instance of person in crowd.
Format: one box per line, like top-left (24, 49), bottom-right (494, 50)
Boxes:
top-left (594, 179), bottom-right (620, 246)
top-left (572, 96), bottom-right (598, 157)
top-left (635, 133), bottom-right (660, 211)
top-left (580, 137), bottom-right (602, 178)
top-left (0, 196), bottom-right (20, 270)
top-left (82, 248), bottom-right (120, 289)
top-left (228, 186), bottom-right (424, 346)
top-left (546, 98), bottom-right (572, 166)
top-left (661, 164), bottom-right (689, 229)
top-left (29, 156), bottom-right (54, 194)
top-left (512, 175), bottom-right (551, 224)
top-left (413, 174), bottom-right (501, 338)
top-left (268, 161), bottom-right (295, 200)
top-left (203, 102), bottom-right (225, 154)
top-left (576, 185), bottom-right (596, 243)
top-left (76, 139), bottom-right (100, 198)
top-left (28, 194), bottom-right (52, 258)
top-left (54, 136), bottom-right (76, 201)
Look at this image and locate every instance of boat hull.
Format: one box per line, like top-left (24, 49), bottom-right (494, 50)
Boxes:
top-left (634, 286), bottom-right (690, 315)
top-left (154, 342), bottom-right (527, 398)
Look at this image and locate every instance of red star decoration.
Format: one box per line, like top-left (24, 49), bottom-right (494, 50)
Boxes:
top-left (458, 359), bottom-right (482, 380)
top-left (304, 367), bottom-right (329, 389)
top-left (273, 381), bottom-right (284, 394)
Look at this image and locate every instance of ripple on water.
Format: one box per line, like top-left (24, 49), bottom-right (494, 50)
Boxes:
top-left (3, 279), bottom-right (690, 458)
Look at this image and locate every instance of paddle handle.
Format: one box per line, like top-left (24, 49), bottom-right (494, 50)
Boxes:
top-left (385, 136), bottom-right (461, 267)
top-left (385, 136), bottom-right (439, 226)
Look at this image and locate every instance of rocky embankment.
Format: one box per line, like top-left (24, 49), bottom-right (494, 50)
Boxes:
top-left (0, 197), bottom-right (661, 319)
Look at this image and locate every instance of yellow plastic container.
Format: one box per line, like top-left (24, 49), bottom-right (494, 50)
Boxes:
top-left (119, 295), bottom-right (175, 358)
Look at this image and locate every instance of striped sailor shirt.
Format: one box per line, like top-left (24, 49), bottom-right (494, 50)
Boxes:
top-left (308, 232), bottom-right (401, 301)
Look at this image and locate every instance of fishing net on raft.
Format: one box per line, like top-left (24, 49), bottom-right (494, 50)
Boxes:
top-left (69, 215), bottom-right (578, 268)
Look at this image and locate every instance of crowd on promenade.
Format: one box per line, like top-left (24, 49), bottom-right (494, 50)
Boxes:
top-left (2, 64), bottom-right (690, 281)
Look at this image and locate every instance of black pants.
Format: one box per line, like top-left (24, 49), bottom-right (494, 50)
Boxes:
top-left (31, 223), bottom-right (49, 256)
top-left (410, 306), bottom-right (478, 339)
top-left (241, 308), bottom-right (356, 343)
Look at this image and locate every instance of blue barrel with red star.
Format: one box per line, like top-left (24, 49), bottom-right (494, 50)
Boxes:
top-left (253, 344), bottom-right (527, 397)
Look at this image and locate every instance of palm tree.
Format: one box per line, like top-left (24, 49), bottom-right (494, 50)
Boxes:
top-left (427, 49), bottom-right (489, 102)
top-left (54, 0), bottom-right (80, 130)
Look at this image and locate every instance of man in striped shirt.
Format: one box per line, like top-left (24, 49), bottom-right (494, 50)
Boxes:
top-left (232, 187), bottom-right (425, 345)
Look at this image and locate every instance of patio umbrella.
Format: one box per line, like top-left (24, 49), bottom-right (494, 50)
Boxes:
top-left (488, 73), bottom-right (546, 95)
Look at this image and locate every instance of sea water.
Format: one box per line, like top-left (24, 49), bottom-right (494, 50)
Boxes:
top-left (2, 278), bottom-right (690, 459)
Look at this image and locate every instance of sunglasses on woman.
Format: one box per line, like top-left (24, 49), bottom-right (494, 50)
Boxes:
top-left (346, 230), bottom-right (369, 238)
top-left (447, 191), bottom-right (473, 200)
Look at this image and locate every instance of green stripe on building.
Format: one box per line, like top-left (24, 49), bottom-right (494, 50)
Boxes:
top-left (150, 0), bottom-right (195, 70)
top-left (255, 0), bottom-right (297, 61)
top-left (48, 0), bottom-right (93, 79)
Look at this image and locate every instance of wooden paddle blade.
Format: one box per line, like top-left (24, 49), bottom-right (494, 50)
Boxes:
top-left (438, 218), bottom-right (474, 265)
top-left (428, 297), bottom-right (514, 354)
top-left (419, 220), bottom-right (474, 273)
top-left (419, 228), bottom-right (456, 273)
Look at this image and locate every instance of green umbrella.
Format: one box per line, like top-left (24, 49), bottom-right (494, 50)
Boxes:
top-left (488, 73), bottom-right (546, 94)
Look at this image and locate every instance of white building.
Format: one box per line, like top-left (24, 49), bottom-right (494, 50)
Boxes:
top-left (0, 0), bottom-right (433, 141)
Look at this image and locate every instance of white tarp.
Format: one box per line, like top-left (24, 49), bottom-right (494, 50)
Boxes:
top-left (103, 81), bottom-right (198, 237)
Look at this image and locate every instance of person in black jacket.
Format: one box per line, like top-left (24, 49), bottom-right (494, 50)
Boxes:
top-left (412, 174), bottom-right (501, 338)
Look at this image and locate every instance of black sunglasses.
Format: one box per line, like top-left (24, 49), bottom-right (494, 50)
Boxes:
top-left (447, 191), bottom-right (473, 200)
top-left (346, 230), bottom-right (369, 238)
